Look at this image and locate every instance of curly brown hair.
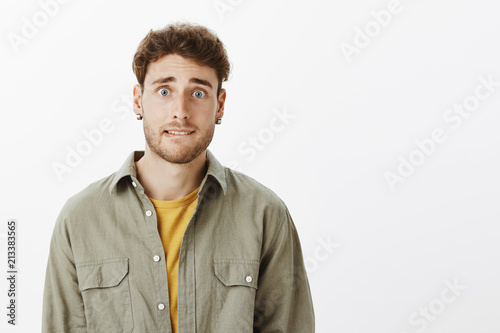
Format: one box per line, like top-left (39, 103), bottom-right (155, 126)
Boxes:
top-left (132, 22), bottom-right (231, 97)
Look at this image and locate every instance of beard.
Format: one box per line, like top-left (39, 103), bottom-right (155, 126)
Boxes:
top-left (143, 118), bottom-right (215, 164)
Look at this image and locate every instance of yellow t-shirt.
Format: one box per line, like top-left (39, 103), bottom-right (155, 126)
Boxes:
top-left (148, 185), bottom-right (200, 333)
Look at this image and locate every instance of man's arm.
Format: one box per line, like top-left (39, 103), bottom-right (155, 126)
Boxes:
top-left (42, 216), bottom-right (87, 333)
top-left (253, 205), bottom-right (315, 332)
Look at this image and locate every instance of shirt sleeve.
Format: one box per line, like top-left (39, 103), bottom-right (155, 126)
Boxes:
top-left (253, 205), bottom-right (315, 332)
top-left (42, 214), bottom-right (87, 333)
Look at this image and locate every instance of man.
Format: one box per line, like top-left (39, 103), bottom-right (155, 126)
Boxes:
top-left (42, 22), bottom-right (314, 332)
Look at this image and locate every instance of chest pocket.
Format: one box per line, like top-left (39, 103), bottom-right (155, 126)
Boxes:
top-left (214, 259), bottom-right (260, 289)
top-left (214, 259), bottom-right (260, 331)
top-left (76, 257), bottom-right (133, 333)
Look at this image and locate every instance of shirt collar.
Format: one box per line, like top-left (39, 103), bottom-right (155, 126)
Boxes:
top-left (108, 149), bottom-right (227, 195)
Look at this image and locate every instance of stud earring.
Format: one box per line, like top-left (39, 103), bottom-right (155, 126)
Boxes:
top-left (216, 118), bottom-right (222, 124)
top-left (136, 114), bottom-right (143, 120)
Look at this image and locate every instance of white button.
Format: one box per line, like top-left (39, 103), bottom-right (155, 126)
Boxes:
top-left (146, 210), bottom-right (152, 217)
top-left (246, 276), bottom-right (253, 283)
top-left (158, 303), bottom-right (165, 310)
top-left (153, 255), bottom-right (160, 262)
top-left (132, 181), bottom-right (137, 187)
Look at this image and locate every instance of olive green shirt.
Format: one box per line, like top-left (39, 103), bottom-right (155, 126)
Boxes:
top-left (42, 150), bottom-right (315, 333)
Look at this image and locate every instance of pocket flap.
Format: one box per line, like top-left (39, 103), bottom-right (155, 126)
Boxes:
top-left (214, 259), bottom-right (260, 289)
top-left (76, 258), bottom-right (129, 291)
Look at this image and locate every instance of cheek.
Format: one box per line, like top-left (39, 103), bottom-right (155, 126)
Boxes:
top-left (193, 101), bottom-right (217, 117)
top-left (145, 100), bottom-right (170, 117)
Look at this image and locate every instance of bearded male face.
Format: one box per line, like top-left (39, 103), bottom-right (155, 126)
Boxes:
top-left (134, 53), bottom-right (226, 164)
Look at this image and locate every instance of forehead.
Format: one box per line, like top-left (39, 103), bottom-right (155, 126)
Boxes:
top-left (144, 54), bottom-right (217, 85)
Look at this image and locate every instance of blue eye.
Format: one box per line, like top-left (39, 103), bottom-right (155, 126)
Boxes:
top-left (193, 90), bottom-right (205, 98)
top-left (158, 88), bottom-right (170, 96)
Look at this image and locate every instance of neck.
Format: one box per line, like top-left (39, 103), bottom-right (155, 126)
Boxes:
top-left (135, 148), bottom-right (208, 201)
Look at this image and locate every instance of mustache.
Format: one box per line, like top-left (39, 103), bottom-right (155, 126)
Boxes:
top-left (161, 122), bottom-right (197, 132)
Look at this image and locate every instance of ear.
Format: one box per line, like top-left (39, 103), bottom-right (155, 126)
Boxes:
top-left (216, 88), bottom-right (226, 119)
top-left (133, 84), bottom-right (143, 116)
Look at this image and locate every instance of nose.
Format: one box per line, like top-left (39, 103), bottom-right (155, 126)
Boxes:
top-left (171, 93), bottom-right (190, 120)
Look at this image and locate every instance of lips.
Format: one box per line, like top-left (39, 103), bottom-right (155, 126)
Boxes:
top-left (164, 129), bottom-right (195, 136)
top-left (165, 130), bottom-right (193, 135)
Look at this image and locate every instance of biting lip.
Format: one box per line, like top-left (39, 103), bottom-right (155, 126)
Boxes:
top-left (164, 129), bottom-right (195, 135)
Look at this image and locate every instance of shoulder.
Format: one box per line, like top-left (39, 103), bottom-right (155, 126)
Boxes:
top-left (57, 172), bottom-right (118, 225)
top-left (49, 171), bottom-right (119, 250)
top-left (224, 167), bottom-right (287, 208)
top-left (222, 168), bottom-right (291, 234)
top-left (223, 168), bottom-right (300, 259)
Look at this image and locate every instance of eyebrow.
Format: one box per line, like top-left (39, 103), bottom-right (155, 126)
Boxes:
top-left (150, 76), bottom-right (213, 89)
